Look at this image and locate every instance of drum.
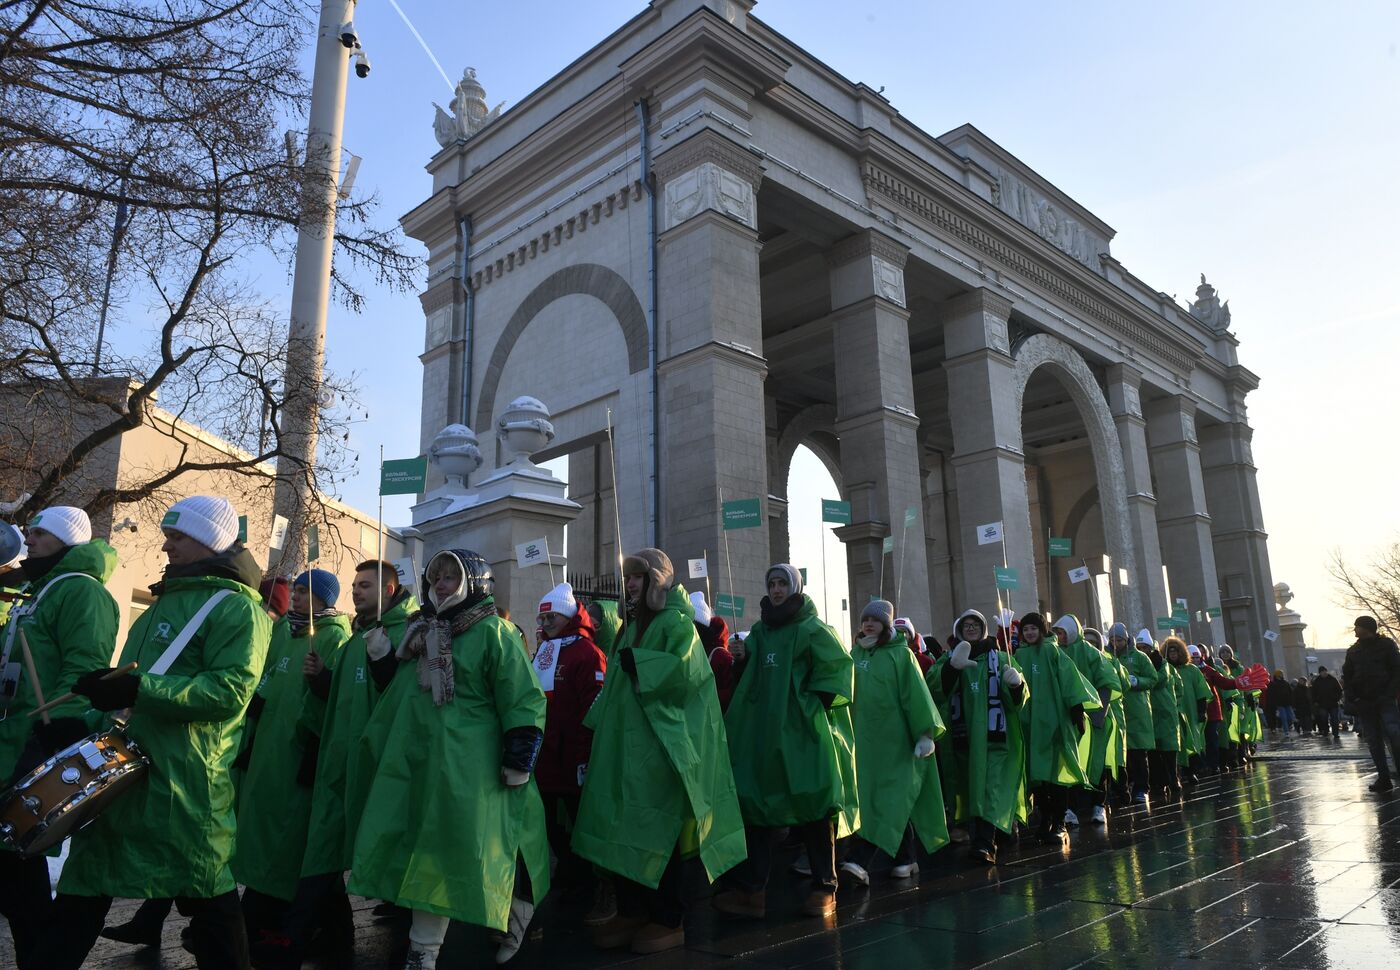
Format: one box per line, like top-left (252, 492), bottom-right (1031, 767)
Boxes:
top-left (0, 727), bottom-right (149, 857)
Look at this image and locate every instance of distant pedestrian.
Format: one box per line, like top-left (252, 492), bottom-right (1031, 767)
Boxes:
top-left (1265, 670), bottom-right (1295, 735)
top-left (1311, 667), bottom-right (1343, 738)
top-left (1341, 616), bottom-right (1400, 792)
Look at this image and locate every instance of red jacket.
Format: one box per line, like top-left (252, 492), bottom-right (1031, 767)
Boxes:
top-left (697, 615), bottom-right (736, 711)
top-left (534, 609), bottom-right (607, 795)
top-left (1199, 661), bottom-right (1243, 723)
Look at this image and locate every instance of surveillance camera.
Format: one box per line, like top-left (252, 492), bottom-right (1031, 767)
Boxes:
top-left (338, 20), bottom-right (357, 49)
top-left (353, 50), bottom-right (371, 78)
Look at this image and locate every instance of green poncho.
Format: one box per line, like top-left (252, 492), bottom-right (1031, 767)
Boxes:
top-left (572, 584), bottom-right (745, 888)
top-left (348, 602), bottom-right (550, 931)
top-left (1014, 635), bottom-right (1100, 787)
top-left (725, 594), bottom-right (856, 830)
top-left (232, 613), bottom-right (351, 898)
top-left (851, 631), bottom-right (948, 857)
top-left (1106, 656), bottom-right (1130, 778)
top-left (60, 552), bottom-right (271, 899)
top-left (1059, 628), bottom-right (1123, 785)
top-left (302, 591), bottom-right (418, 878)
top-left (589, 599), bottom-right (622, 659)
top-left (1117, 648), bottom-right (1158, 750)
top-left (1150, 659), bottom-right (1183, 752)
top-left (927, 642), bottom-right (1029, 835)
top-left (0, 541), bottom-right (119, 781)
top-left (1174, 660), bottom-right (1212, 764)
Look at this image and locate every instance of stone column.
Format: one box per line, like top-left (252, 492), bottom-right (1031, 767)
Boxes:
top-left (824, 231), bottom-right (931, 631)
top-left (1105, 364), bottom-right (1168, 621)
top-left (1200, 374), bottom-right (1278, 662)
top-left (942, 289), bottom-right (1037, 615)
top-left (1145, 395), bottom-right (1223, 640)
top-left (921, 447), bottom-right (958, 632)
top-left (654, 129), bottom-right (770, 627)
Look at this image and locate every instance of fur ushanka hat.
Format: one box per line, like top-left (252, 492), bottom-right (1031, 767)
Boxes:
top-left (622, 547), bottom-right (675, 612)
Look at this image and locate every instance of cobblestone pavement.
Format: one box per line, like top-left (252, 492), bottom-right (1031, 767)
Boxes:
top-left (12, 730), bottom-right (1399, 969)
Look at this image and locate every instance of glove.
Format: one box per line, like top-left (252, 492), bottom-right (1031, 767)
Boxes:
top-left (73, 668), bottom-right (140, 712)
top-left (913, 735), bottom-right (935, 759)
top-left (502, 767), bottom-right (529, 788)
top-left (1128, 675), bottom-right (1139, 688)
top-left (1071, 706), bottom-right (1087, 735)
top-left (501, 726), bottom-right (543, 774)
top-left (949, 640), bottom-right (975, 670)
top-left (35, 716), bottom-right (91, 756)
top-left (1001, 664), bottom-right (1023, 689)
top-left (618, 648), bottom-right (638, 678)
top-left (1089, 707), bottom-right (1107, 729)
top-left (363, 627), bottom-right (393, 661)
top-left (576, 763), bottom-right (588, 787)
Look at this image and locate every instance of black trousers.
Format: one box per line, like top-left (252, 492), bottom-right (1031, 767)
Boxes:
top-left (542, 792), bottom-right (592, 892)
top-left (616, 846), bottom-right (684, 928)
top-left (1149, 749), bottom-right (1180, 794)
top-left (34, 891), bottom-right (249, 970)
top-left (838, 824), bottom-right (916, 870)
top-left (275, 872), bottom-right (353, 966)
top-left (1036, 783), bottom-right (1070, 829)
top-left (731, 819), bottom-right (837, 895)
top-left (1203, 721), bottom-right (1221, 773)
top-left (0, 850), bottom-right (52, 969)
top-left (1072, 773), bottom-right (1109, 814)
top-left (1127, 749), bottom-right (1151, 791)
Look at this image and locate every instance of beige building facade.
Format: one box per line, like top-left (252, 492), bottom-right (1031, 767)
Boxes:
top-left (403, 0), bottom-right (1282, 668)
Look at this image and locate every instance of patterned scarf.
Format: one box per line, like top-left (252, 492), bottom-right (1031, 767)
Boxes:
top-left (397, 599), bottom-right (497, 706)
top-left (985, 647), bottom-right (1009, 741)
top-left (288, 606), bottom-right (339, 636)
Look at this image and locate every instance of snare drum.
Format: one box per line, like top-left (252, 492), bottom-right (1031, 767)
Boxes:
top-left (0, 727), bottom-right (149, 857)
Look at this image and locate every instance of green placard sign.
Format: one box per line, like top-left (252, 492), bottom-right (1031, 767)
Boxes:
top-left (821, 499), bottom-right (852, 525)
top-left (1156, 617), bottom-right (1178, 631)
top-left (904, 506), bottom-right (918, 527)
top-left (237, 515), bottom-right (248, 544)
top-left (715, 593), bottom-right (746, 616)
top-left (722, 498), bottom-right (761, 530)
top-left (1171, 609), bottom-right (1190, 624)
top-left (1207, 607), bottom-right (1223, 619)
top-left (1048, 537), bottom-right (1073, 557)
top-left (799, 568), bottom-right (808, 583)
top-left (307, 524), bottom-right (320, 563)
top-left (881, 535), bottom-right (894, 554)
top-left (380, 456), bottom-right (429, 495)
top-left (994, 566), bottom-right (1019, 590)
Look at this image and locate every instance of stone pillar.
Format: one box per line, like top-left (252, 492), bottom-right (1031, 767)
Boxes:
top-left (1105, 364), bottom-right (1168, 622)
top-left (1199, 377), bottom-right (1278, 663)
top-left (1273, 583), bottom-right (1307, 678)
top-left (825, 231), bottom-right (931, 631)
top-left (942, 289), bottom-right (1037, 614)
top-left (1145, 395), bottom-right (1223, 642)
top-left (654, 129), bottom-right (770, 627)
top-left (921, 447), bottom-right (958, 634)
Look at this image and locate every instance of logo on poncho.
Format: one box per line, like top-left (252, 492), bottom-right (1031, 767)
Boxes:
top-left (763, 652), bottom-right (777, 668)
top-left (154, 622), bottom-right (173, 641)
top-left (355, 666), bottom-right (366, 683)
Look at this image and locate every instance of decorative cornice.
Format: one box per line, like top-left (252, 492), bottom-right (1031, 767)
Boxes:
top-left (943, 287), bottom-right (1013, 322)
top-left (653, 128), bottom-right (765, 189)
top-left (825, 229), bottom-right (908, 270)
top-left (420, 278), bottom-right (458, 314)
top-left (467, 179), bottom-right (643, 291)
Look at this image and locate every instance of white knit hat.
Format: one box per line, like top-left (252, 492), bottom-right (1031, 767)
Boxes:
top-left (1135, 628), bottom-right (1155, 647)
top-left (537, 581), bottom-right (578, 619)
top-left (161, 496), bottom-right (239, 553)
top-left (0, 524), bottom-right (25, 568)
top-left (690, 591), bottom-right (713, 626)
top-left (28, 506), bottom-right (92, 546)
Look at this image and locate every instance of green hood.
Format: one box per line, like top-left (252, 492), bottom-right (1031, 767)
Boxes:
top-left (40, 539), bottom-right (119, 588)
top-left (665, 583), bottom-right (694, 619)
top-left (589, 599), bottom-right (622, 657)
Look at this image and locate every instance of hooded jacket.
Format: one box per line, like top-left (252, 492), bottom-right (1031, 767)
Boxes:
top-left (533, 605), bottom-right (607, 795)
top-left (59, 545), bottom-right (272, 899)
top-left (1014, 619), bottom-right (1100, 787)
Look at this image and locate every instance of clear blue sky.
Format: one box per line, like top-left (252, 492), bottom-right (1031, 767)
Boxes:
top-left (269, 0), bottom-right (1397, 644)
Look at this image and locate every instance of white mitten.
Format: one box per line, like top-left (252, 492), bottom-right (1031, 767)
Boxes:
top-left (363, 627), bottom-right (392, 661)
top-left (502, 767), bottom-right (529, 789)
top-left (913, 735), bottom-right (935, 759)
top-left (576, 763), bottom-right (588, 787)
top-left (950, 640), bottom-right (975, 670)
top-left (1128, 674), bottom-right (1139, 688)
top-left (1002, 664), bottom-right (1024, 689)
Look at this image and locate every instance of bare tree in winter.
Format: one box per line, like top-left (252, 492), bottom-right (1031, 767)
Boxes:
top-left (1328, 545), bottom-right (1400, 640)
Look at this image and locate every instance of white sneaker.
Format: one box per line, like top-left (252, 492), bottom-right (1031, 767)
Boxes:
top-left (1091, 805), bottom-right (1107, 825)
top-left (1132, 790), bottom-right (1149, 804)
top-left (838, 860), bottom-right (869, 885)
top-left (890, 862), bottom-right (919, 879)
top-left (494, 898), bottom-right (534, 964)
top-left (789, 850), bottom-right (812, 876)
top-left (405, 946), bottom-right (439, 970)
top-left (1063, 809), bottom-right (1080, 827)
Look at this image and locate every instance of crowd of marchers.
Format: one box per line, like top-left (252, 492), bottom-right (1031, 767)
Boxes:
top-left (2, 502), bottom-right (1400, 970)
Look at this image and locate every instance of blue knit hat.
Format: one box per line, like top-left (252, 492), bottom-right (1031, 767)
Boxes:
top-left (294, 569), bottom-right (340, 608)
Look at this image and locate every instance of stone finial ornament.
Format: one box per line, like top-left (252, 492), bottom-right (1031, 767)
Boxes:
top-left (1190, 274), bottom-right (1232, 333)
top-left (429, 423), bottom-right (483, 491)
top-left (497, 396), bottom-right (555, 466)
top-left (433, 67), bottom-right (505, 148)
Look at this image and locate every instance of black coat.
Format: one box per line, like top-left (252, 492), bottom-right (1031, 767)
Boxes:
top-left (1342, 635), bottom-right (1400, 712)
top-left (1265, 679), bottom-right (1294, 709)
top-left (1310, 672), bottom-right (1342, 709)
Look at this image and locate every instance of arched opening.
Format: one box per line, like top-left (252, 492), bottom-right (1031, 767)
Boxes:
top-left (784, 444), bottom-right (850, 635)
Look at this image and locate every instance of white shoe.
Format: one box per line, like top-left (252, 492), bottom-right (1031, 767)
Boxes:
top-left (890, 862), bottom-right (919, 879)
top-left (1063, 809), bottom-right (1080, 827)
top-left (789, 850), bottom-right (812, 876)
top-left (1091, 805), bottom-right (1107, 825)
top-left (1132, 789), bottom-right (1149, 804)
top-left (838, 860), bottom-right (869, 885)
top-left (948, 826), bottom-right (970, 844)
top-left (405, 946), bottom-right (439, 970)
top-left (494, 898), bottom-right (533, 964)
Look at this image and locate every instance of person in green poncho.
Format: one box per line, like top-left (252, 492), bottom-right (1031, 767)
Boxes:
top-left (1086, 627), bottom-right (1131, 815)
top-left (1053, 616), bottom-right (1121, 827)
top-left (1145, 634), bottom-right (1184, 801)
top-left (232, 568), bottom-right (351, 955)
top-left (0, 507), bottom-right (119, 969)
top-left (585, 598), bottom-right (622, 659)
top-left (1165, 637), bottom-right (1211, 784)
top-left (714, 563), bottom-right (854, 920)
top-left (572, 548), bottom-right (744, 955)
top-left (348, 549), bottom-right (548, 970)
top-left (1108, 625), bottom-right (1158, 803)
top-left (838, 599), bottom-right (946, 884)
top-left (929, 609), bottom-right (1029, 866)
top-left (36, 495), bottom-right (271, 970)
top-left (1012, 612), bottom-right (1099, 845)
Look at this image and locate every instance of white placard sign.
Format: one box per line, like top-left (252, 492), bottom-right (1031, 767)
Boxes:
top-left (515, 538), bottom-right (549, 568)
top-left (688, 558), bottom-right (708, 579)
top-left (269, 514), bottom-right (290, 551)
top-left (1068, 566), bottom-right (1092, 584)
top-left (1262, 629), bottom-right (1280, 642)
top-left (392, 557), bottom-right (416, 587)
top-left (975, 521), bottom-right (1004, 546)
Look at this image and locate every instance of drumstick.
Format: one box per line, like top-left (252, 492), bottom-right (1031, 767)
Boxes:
top-left (17, 630), bottom-right (50, 726)
top-left (28, 662), bottom-right (140, 719)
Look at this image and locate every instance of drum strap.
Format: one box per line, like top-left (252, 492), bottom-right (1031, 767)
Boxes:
top-left (0, 572), bottom-right (111, 669)
top-left (148, 589), bottom-right (235, 676)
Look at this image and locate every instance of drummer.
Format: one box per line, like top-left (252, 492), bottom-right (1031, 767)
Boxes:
top-left (0, 507), bottom-right (119, 969)
top-left (32, 496), bottom-right (272, 970)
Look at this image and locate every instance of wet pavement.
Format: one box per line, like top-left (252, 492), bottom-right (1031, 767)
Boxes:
top-left (15, 729), bottom-right (1400, 969)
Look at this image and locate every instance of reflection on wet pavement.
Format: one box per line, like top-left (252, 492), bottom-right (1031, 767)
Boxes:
top-left (31, 731), bottom-right (1400, 969)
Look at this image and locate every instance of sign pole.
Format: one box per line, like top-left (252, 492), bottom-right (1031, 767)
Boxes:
top-left (1084, 558), bottom-right (1101, 630)
top-left (718, 484), bottom-right (739, 630)
top-left (605, 408), bottom-right (624, 579)
top-left (377, 445), bottom-right (385, 621)
top-left (896, 511), bottom-right (910, 606)
top-left (543, 536), bottom-right (557, 589)
top-left (703, 549), bottom-right (712, 602)
top-left (821, 525), bottom-right (829, 622)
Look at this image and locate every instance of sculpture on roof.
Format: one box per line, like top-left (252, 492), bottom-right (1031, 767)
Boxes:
top-left (432, 67), bottom-right (505, 148)
top-left (1190, 274), bottom-right (1232, 332)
